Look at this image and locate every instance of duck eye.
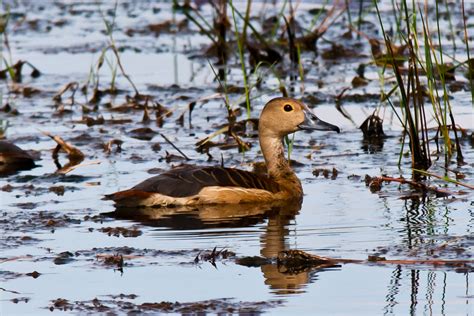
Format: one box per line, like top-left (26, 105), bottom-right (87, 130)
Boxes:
top-left (283, 104), bottom-right (293, 112)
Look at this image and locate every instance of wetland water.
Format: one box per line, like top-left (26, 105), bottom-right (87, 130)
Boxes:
top-left (1, 1), bottom-right (473, 315)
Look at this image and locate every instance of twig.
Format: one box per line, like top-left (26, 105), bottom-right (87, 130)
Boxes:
top-left (195, 126), bottom-right (229, 147)
top-left (96, 254), bottom-right (142, 260)
top-left (0, 255), bottom-right (33, 264)
top-left (160, 133), bottom-right (190, 161)
top-left (277, 250), bottom-right (473, 271)
top-left (0, 287), bottom-right (21, 295)
top-left (320, 153), bottom-right (359, 159)
top-left (40, 131), bottom-right (85, 160)
top-left (110, 45), bottom-right (140, 97)
top-left (57, 160), bottom-right (102, 175)
top-left (370, 258), bottom-right (474, 267)
top-left (378, 176), bottom-right (455, 196)
top-left (53, 82), bottom-right (79, 105)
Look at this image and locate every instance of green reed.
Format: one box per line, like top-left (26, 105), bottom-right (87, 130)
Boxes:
top-left (461, 0), bottom-right (473, 104)
top-left (375, 1), bottom-right (429, 170)
top-left (374, 0), bottom-right (465, 170)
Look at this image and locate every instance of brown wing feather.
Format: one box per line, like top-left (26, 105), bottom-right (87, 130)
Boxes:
top-left (114, 165), bottom-right (280, 198)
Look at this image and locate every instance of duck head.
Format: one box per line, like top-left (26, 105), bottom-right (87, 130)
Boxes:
top-left (259, 97), bottom-right (340, 137)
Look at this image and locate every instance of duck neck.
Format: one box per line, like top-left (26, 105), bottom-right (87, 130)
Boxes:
top-left (259, 133), bottom-right (302, 195)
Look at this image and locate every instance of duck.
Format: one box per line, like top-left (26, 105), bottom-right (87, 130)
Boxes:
top-left (0, 140), bottom-right (36, 176)
top-left (105, 97), bottom-right (339, 207)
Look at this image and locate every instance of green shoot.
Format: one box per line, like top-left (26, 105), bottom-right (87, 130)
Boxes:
top-left (285, 133), bottom-right (295, 163)
top-left (413, 168), bottom-right (474, 190)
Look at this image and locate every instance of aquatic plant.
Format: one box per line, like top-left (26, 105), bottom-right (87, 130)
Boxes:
top-left (0, 4), bottom-right (40, 84)
top-left (374, 0), bottom-right (465, 171)
top-left (461, 0), bottom-right (473, 103)
top-left (207, 60), bottom-right (250, 153)
top-left (0, 4), bottom-right (13, 81)
top-left (83, 0), bottom-right (140, 104)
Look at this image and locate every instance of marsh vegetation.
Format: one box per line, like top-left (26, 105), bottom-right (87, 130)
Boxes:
top-left (0, 1), bottom-right (473, 314)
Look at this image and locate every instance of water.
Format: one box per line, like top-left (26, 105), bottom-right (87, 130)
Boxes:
top-left (1, 1), bottom-right (473, 314)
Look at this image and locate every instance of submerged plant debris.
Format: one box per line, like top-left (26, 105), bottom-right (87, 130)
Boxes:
top-left (0, 0), bottom-right (473, 315)
top-left (48, 296), bottom-right (284, 314)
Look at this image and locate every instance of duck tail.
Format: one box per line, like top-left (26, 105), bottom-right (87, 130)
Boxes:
top-left (102, 190), bottom-right (153, 202)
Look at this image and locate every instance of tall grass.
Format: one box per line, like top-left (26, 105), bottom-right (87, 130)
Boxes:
top-left (428, 1), bottom-right (463, 164)
top-left (374, 0), bottom-right (464, 171)
top-left (374, 1), bottom-right (429, 170)
top-left (461, 0), bottom-right (474, 104)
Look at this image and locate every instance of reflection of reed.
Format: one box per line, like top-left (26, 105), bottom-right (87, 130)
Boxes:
top-left (441, 273), bottom-right (447, 316)
top-left (402, 198), bottom-right (454, 252)
top-left (410, 269), bottom-right (420, 315)
top-left (383, 267), bottom-right (462, 316)
top-left (403, 198), bottom-right (426, 249)
top-left (383, 265), bottom-right (402, 315)
top-left (425, 271), bottom-right (436, 315)
top-left (361, 137), bottom-right (385, 153)
top-left (381, 196), bottom-right (468, 315)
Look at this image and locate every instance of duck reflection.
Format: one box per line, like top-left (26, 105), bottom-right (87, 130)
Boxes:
top-left (258, 202), bottom-right (313, 295)
top-left (104, 200), bottom-right (329, 295)
top-left (105, 201), bottom-right (291, 229)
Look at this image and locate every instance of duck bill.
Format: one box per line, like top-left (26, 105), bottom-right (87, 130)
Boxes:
top-left (298, 108), bottom-right (340, 133)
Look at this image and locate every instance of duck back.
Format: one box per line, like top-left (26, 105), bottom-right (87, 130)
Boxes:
top-left (131, 165), bottom-right (281, 198)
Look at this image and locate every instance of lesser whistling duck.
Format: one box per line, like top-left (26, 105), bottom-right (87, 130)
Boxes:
top-left (0, 140), bottom-right (36, 175)
top-left (105, 97), bottom-right (340, 207)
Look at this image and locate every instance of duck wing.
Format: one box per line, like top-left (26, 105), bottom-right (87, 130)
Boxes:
top-left (117, 165), bottom-right (281, 198)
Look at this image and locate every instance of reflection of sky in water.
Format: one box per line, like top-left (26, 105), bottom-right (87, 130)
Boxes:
top-left (12, 51), bottom-right (210, 87)
top-left (1, 0), bottom-right (473, 315)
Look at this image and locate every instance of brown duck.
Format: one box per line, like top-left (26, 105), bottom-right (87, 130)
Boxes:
top-left (106, 97), bottom-right (339, 207)
top-left (0, 140), bottom-right (36, 175)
